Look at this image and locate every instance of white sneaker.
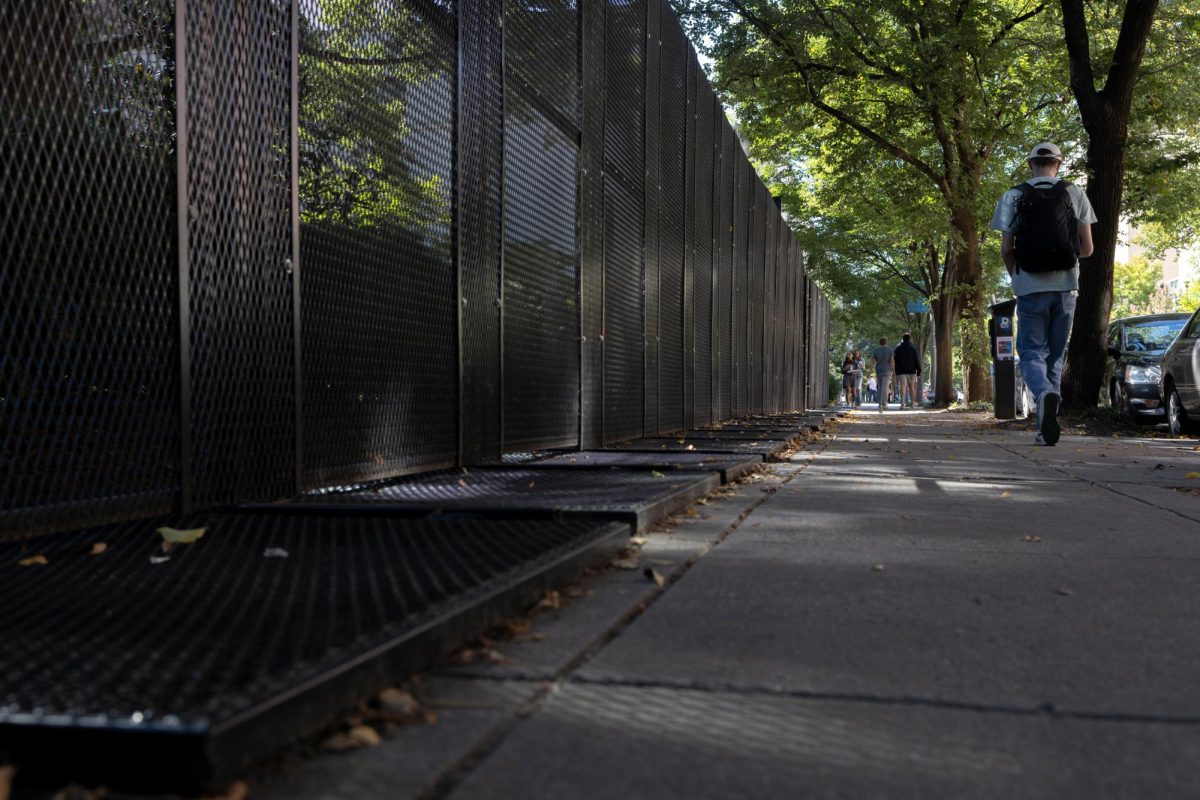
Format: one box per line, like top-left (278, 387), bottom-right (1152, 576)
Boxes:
top-left (1034, 432), bottom-right (1048, 446)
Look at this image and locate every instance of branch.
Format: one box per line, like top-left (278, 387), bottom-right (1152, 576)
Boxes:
top-left (990, 2), bottom-right (1047, 47)
top-left (301, 45), bottom-right (431, 67)
top-left (1101, 0), bottom-right (1160, 107)
top-left (1060, 0), bottom-right (1100, 118)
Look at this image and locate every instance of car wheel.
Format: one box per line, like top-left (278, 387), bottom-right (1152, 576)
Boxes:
top-left (1166, 384), bottom-right (1196, 436)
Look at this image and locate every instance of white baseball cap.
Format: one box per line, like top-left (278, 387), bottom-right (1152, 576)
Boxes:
top-left (1027, 142), bottom-right (1063, 161)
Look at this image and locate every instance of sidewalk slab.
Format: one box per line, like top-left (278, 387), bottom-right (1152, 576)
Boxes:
top-left (451, 682), bottom-right (1200, 800)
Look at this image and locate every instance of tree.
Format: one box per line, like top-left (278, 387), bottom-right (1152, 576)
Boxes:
top-left (682, 0), bottom-right (1072, 405)
top-left (1178, 278), bottom-right (1200, 312)
top-left (1111, 255), bottom-right (1162, 317)
top-left (1058, 0), bottom-right (1163, 406)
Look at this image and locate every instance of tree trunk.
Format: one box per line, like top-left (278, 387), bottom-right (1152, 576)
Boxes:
top-left (949, 204), bottom-right (991, 403)
top-left (931, 296), bottom-right (956, 406)
top-left (1062, 125), bottom-right (1125, 407)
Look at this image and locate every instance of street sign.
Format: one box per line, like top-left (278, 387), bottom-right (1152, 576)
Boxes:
top-left (906, 300), bottom-right (930, 314)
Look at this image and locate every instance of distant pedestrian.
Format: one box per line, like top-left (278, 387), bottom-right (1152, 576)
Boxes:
top-left (871, 337), bottom-right (894, 411)
top-left (991, 142), bottom-right (1096, 445)
top-left (841, 352), bottom-right (857, 406)
top-left (893, 333), bottom-right (922, 409)
top-left (866, 375), bottom-right (877, 403)
top-left (852, 350), bottom-right (865, 407)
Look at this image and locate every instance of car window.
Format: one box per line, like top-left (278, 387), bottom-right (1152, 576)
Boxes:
top-left (1187, 312), bottom-right (1200, 339)
top-left (1121, 317), bottom-right (1188, 352)
top-left (1107, 326), bottom-right (1120, 349)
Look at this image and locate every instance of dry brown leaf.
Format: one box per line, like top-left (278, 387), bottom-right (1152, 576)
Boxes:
top-left (322, 724), bottom-right (381, 752)
top-left (1000, 491), bottom-right (1012, 498)
top-left (505, 619), bottom-right (532, 638)
top-left (18, 555), bottom-right (48, 567)
top-left (629, 536), bottom-right (648, 547)
top-left (644, 567), bottom-right (666, 588)
top-left (377, 688), bottom-right (422, 721)
top-left (527, 481), bottom-right (536, 489)
top-left (530, 632), bottom-right (547, 641)
top-left (89, 542), bottom-right (107, 556)
top-left (457, 479), bottom-right (467, 487)
top-left (203, 781), bottom-right (249, 800)
top-left (1023, 535), bottom-right (1042, 543)
top-left (871, 564), bottom-right (886, 572)
top-left (50, 785), bottom-right (106, 800)
top-left (564, 585), bottom-right (586, 598)
top-left (612, 557), bottom-right (640, 570)
top-left (535, 591), bottom-right (561, 611)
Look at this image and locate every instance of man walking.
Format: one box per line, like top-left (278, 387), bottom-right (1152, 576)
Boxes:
top-left (893, 333), bottom-right (921, 408)
top-left (871, 337), bottom-right (894, 412)
top-left (990, 142), bottom-right (1095, 445)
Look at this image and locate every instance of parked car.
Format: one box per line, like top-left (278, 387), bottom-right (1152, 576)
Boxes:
top-left (1103, 312), bottom-right (1192, 423)
top-left (1161, 306), bottom-right (1200, 436)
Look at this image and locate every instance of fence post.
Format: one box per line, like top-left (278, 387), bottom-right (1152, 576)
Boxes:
top-left (289, 0), bottom-right (303, 493)
top-left (579, 0), bottom-right (606, 450)
top-left (458, 0), bottom-right (505, 464)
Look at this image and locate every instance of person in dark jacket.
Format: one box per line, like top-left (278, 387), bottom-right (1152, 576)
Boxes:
top-left (893, 333), bottom-right (922, 409)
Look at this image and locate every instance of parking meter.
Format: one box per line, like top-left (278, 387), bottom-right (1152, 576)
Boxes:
top-left (990, 299), bottom-right (1017, 419)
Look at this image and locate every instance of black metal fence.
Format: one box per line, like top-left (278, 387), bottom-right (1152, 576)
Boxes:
top-left (0, 0), bottom-right (830, 539)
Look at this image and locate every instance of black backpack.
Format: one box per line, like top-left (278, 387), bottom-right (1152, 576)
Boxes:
top-left (1012, 181), bottom-right (1080, 273)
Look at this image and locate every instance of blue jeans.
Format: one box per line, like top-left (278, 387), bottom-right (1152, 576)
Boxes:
top-left (1017, 291), bottom-right (1076, 400)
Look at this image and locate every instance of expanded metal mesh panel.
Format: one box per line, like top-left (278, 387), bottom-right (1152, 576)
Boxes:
top-left (642, 0), bottom-right (660, 437)
top-left (655, 5), bottom-right (687, 435)
top-left (763, 203), bottom-right (776, 413)
top-left (692, 79), bottom-right (715, 427)
top-left (0, 514), bottom-right (615, 725)
top-left (774, 217), bottom-right (787, 411)
top-left (681, 55), bottom-right (696, 430)
top-left (0, 1), bottom-right (179, 538)
top-left (184, 2), bottom-right (295, 508)
top-left (604, 177), bottom-right (646, 443)
top-left (296, 468), bottom-right (710, 519)
top-left (298, 0), bottom-right (457, 488)
top-left (746, 177), bottom-right (765, 414)
top-left (602, 0), bottom-right (645, 445)
top-left (715, 120), bottom-right (735, 422)
top-left (460, 0), bottom-right (505, 463)
top-left (503, 0), bottom-right (579, 451)
top-left (733, 156), bottom-right (750, 417)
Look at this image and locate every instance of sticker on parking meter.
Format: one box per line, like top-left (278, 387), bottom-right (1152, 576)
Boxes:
top-left (998, 316), bottom-right (1012, 332)
top-left (996, 336), bottom-right (1015, 360)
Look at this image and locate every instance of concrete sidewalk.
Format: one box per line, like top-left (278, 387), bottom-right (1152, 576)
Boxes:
top-left (252, 411), bottom-right (1200, 800)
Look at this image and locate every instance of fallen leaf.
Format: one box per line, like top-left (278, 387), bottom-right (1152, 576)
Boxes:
top-left (322, 724), bottom-right (381, 752)
top-left (644, 567), bottom-right (666, 588)
top-left (50, 785), bottom-right (105, 800)
top-left (647, 559), bottom-right (674, 566)
top-left (535, 591), bottom-right (561, 611)
top-left (1186, 472), bottom-right (1200, 480)
top-left (1000, 491), bottom-right (1012, 498)
top-left (1023, 535), bottom-right (1042, 543)
top-left (89, 542), bottom-right (107, 556)
top-left (629, 536), bottom-right (647, 547)
top-left (649, 470), bottom-right (666, 478)
top-left (527, 481), bottom-right (536, 489)
top-left (157, 526), bottom-right (206, 544)
top-left (150, 555), bottom-right (171, 565)
top-left (564, 585), bottom-right (586, 598)
top-left (263, 547), bottom-right (289, 558)
top-left (871, 564), bottom-right (885, 572)
top-left (203, 781), bottom-right (249, 800)
top-left (377, 688), bottom-right (423, 722)
top-left (612, 557), bottom-right (640, 570)
top-left (17, 555), bottom-right (48, 567)
top-left (458, 479), bottom-right (467, 487)
top-left (1055, 588), bottom-right (1073, 597)
top-left (685, 444), bottom-right (695, 451)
